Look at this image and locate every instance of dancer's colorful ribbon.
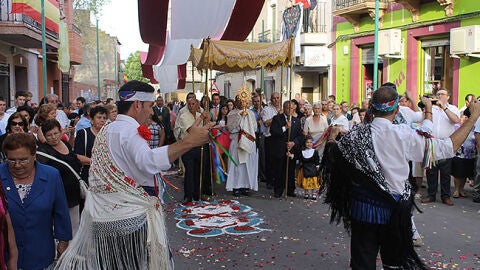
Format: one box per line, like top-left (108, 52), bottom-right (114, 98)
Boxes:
top-left (313, 126), bottom-right (333, 150)
top-left (154, 172), bottom-right (181, 203)
top-left (209, 129), bottom-right (237, 184)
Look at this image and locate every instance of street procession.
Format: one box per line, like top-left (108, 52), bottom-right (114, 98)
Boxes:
top-left (0, 0), bottom-right (480, 269)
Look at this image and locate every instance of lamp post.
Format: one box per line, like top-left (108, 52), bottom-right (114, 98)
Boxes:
top-left (373, 0), bottom-right (380, 90)
top-left (261, 20), bottom-right (265, 94)
top-left (96, 18), bottom-right (101, 100)
top-left (41, 0), bottom-right (47, 96)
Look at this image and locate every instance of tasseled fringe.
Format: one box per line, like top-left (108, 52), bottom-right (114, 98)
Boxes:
top-left (384, 198), bottom-right (427, 270)
top-left (422, 138), bottom-right (436, 169)
top-left (320, 142), bottom-right (353, 232)
top-left (55, 211), bottom-right (172, 270)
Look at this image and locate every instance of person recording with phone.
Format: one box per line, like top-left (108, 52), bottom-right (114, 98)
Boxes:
top-left (421, 89), bottom-right (460, 206)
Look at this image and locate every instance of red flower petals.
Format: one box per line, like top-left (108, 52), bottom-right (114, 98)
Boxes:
top-left (137, 124), bottom-right (152, 141)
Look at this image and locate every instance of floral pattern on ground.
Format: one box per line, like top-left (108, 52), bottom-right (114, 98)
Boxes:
top-left (175, 200), bottom-right (266, 237)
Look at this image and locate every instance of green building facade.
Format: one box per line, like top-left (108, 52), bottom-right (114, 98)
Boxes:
top-left (333, 0), bottom-right (480, 106)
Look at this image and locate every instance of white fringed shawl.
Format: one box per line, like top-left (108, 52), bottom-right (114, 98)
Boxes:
top-left (55, 126), bottom-right (172, 270)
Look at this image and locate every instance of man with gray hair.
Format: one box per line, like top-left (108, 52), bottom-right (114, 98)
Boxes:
top-left (45, 93), bottom-right (70, 128)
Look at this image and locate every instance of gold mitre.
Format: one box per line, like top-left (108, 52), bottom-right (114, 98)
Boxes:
top-left (236, 84), bottom-right (252, 116)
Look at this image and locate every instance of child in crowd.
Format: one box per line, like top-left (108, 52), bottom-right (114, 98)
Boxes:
top-left (296, 136), bottom-right (321, 200)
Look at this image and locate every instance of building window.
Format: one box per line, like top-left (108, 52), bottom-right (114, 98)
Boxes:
top-left (422, 39), bottom-right (453, 94)
top-left (264, 79), bottom-right (275, 99)
top-left (224, 81), bottom-right (231, 98)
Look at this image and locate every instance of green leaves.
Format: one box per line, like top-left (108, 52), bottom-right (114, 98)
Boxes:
top-left (73, 0), bottom-right (110, 17)
top-left (124, 51), bottom-right (149, 83)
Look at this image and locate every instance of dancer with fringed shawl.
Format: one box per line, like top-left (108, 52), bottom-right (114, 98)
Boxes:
top-left (320, 86), bottom-right (480, 269)
top-left (55, 81), bottom-right (214, 270)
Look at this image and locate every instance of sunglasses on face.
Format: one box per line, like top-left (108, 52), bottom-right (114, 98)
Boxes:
top-left (11, 121), bottom-right (24, 127)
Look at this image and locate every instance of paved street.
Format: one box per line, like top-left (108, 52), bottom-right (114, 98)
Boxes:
top-left (163, 172), bottom-right (480, 269)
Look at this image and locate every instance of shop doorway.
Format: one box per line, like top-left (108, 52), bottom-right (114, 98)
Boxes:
top-left (0, 63), bottom-right (9, 102)
top-left (362, 47), bottom-right (383, 100)
top-left (422, 39), bottom-right (452, 94)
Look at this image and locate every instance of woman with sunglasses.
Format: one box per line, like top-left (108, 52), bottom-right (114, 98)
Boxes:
top-left (0, 113), bottom-right (29, 164)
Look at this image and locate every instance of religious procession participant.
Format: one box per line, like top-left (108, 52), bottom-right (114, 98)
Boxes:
top-left (55, 80), bottom-right (213, 270)
top-left (270, 100), bottom-right (304, 198)
top-left (226, 91), bottom-right (258, 197)
top-left (176, 97), bottom-right (211, 204)
top-left (262, 92), bottom-right (282, 190)
top-left (321, 86), bottom-right (480, 270)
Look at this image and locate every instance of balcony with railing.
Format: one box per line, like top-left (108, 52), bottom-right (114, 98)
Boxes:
top-left (258, 30), bottom-right (272, 43)
top-left (0, 4), bottom-right (59, 49)
top-left (333, 0), bottom-right (389, 32)
top-left (300, 6), bottom-right (329, 45)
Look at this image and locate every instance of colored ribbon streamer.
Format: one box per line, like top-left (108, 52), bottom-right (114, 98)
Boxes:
top-left (209, 133), bottom-right (238, 167)
top-left (210, 141), bottom-right (227, 184)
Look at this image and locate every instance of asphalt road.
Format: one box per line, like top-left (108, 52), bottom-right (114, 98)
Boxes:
top-left (162, 173), bottom-right (480, 270)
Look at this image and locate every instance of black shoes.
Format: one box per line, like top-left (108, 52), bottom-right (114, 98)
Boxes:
top-left (182, 197), bottom-right (192, 205)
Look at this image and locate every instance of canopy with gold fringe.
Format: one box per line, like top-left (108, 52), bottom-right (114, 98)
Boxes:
top-left (190, 38), bottom-right (293, 73)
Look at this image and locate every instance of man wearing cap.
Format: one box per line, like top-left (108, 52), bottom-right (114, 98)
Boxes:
top-left (56, 80), bottom-right (213, 269)
top-left (321, 86), bottom-right (480, 269)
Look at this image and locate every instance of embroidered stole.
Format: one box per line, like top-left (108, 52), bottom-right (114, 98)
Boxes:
top-left (55, 126), bottom-right (172, 270)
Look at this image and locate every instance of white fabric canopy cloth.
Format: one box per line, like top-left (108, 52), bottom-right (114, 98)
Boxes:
top-left (170, 0), bottom-right (235, 40)
top-left (160, 34), bottom-right (201, 66)
top-left (154, 65), bottom-right (179, 93)
top-left (154, 36), bottom-right (202, 93)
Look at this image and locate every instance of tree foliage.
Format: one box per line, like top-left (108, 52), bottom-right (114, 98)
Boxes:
top-left (124, 51), bottom-right (149, 83)
top-left (73, 0), bottom-right (110, 17)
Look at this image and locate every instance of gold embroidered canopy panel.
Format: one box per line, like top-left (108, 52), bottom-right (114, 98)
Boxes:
top-left (190, 38), bottom-right (293, 72)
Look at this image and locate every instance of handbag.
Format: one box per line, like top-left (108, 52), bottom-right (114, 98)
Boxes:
top-left (36, 151), bottom-right (88, 199)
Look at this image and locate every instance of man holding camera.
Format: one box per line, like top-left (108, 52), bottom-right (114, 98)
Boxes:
top-left (422, 89), bottom-right (460, 206)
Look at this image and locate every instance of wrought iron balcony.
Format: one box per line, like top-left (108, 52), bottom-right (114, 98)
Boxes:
top-left (333, 0), bottom-right (389, 32)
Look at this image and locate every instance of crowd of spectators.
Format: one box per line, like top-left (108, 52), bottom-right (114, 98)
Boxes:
top-left (0, 86), bottom-right (478, 268)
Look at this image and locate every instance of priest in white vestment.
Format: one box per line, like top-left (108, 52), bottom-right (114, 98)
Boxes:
top-left (226, 97), bottom-right (258, 196)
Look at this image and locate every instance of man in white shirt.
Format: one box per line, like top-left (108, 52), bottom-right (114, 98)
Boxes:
top-left (5, 91), bottom-right (27, 114)
top-left (422, 89), bottom-right (460, 206)
top-left (473, 117), bottom-right (480, 203)
top-left (0, 97), bottom-right (10, 134)
top-left (55, 80), bottom-right (213, 269)
top-left (176, 97), bottom-right (211, 204)
top-left (262, 92), bottom-right (281, 189)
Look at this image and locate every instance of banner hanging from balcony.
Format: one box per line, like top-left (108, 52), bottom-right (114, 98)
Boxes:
top-left (11, 0), bottom-right (60, 33)
top-left (58, 20), bottom-right (70, 73)
top-left (189, 38), bottom-right (293, 73)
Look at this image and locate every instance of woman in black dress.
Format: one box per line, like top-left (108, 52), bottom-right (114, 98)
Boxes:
top-left (73, 106), bottom-right (108, 183)
top-left (36, 119), bottom-right (82, 237)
